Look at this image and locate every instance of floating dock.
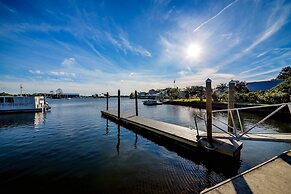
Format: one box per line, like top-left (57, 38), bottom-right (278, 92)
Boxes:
top-left (101, 110), bottom-right (243, 159)
top-left (201, 150), bottom-right (291, 194)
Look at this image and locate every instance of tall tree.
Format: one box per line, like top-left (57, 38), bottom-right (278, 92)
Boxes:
top-left (235, 81), bottom-right (249, 93)
top-left (216, 83), bottom-right (228, 93)
top-left (277, 66), bottom-right (291, 80)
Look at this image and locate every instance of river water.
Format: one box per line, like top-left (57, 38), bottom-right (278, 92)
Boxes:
top-left (0, 98), bottom-right (290, 193)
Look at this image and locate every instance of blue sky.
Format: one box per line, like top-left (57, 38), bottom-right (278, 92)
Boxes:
top-left (0, 0), bottom-right (290, 95)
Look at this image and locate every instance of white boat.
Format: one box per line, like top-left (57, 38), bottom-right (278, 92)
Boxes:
top-left (143, 100), bottom-right (162, 106)
top-left (0, 96), bottom-right (50, 113)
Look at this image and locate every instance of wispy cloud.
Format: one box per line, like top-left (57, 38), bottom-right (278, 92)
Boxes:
top-left (177, 68), bottom-right (235, 87)
top-left (50, 71), bottom-right (76, 77)
top-left (1, 0), bottom-right (290, 94)
top-left (62, 57), bottom-right (76, 66)
top-left (256, 51), bottom-right (268, 58)
top-left (193, 0), bottom-right (239, 32)
top-left (240, 67), bottom-right (283, 80)
top-left (29, 70), bottom-right (43, 74)
top-left (0, 2), bottom-right (17, 14)
top-left (107, 32), bottom-right (151, 57)
top-left (244, 8), bottom-right (289, 52)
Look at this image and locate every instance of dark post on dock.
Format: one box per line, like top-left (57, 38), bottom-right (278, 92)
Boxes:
top-left (135, 90), bottom-right (138, 116)
top-left (206, 78), bottom-right (213, 146)
top-left (228, 81), bottom-right (235, 133)
top-left (118, 89), bottom-right (120, 120)
top-left (106, 92), bottom-right (109, 110)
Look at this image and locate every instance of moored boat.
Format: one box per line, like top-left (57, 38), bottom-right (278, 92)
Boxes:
top-left (0, 96), bottom-right (50, 113)
top-left (143, 100), bottom-right (162, 106)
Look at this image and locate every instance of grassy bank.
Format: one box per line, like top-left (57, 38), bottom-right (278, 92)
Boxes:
top-left (173, 98), bottom-right (206, 102)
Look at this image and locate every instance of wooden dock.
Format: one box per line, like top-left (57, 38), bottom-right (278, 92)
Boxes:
top-left (201, 150), bottom-right (291, 194)
top-left (101, 110), bottom-right (243, 159)
top-left (211, 132), bottom-right (291, 143)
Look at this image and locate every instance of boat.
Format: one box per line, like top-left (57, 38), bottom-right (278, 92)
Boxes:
top-left (143, 100), bottom-right (162, 106)
top-left (0, 96), bottom-right (50, 113)
top-left (45, 102), bottom-right (51, 111)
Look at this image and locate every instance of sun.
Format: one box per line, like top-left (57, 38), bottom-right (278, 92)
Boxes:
top-left (186, 43), bottom-right (202, 60)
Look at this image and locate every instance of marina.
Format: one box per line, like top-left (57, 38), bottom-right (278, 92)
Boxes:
top-left (101, 83), bottom-right (291, 161)
top-left (0, 97), bottom-right (290, 193)
top-left (1, 0), bottom-right (291, 192)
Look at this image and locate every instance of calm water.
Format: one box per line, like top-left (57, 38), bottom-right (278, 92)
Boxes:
top-left (0, 98), bottom-right (290, 193)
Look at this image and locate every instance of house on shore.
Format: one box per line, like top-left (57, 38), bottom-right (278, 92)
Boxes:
top-left (178, 90), bottom-right (186, 98)
top-left (246, 80), bottom-right (284, 92)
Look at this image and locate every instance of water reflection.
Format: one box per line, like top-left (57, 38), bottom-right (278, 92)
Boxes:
top-left (106, 119), bottom-right (241, 178)
top-left (212, 111), bottom-right (291, 133)
top-left (116, 124), bottom-right (120, 155)
top-left (0, 98), bottom-right (289, 194)
top-left (105, 119), bottom-right (109, 135)
top-left (0, 112), bottom-right (46, 129)
top-left (134, 133), bottom-right (138, 149)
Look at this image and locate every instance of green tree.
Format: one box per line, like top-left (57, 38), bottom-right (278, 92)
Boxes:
top-left (169, 88), bottom-right (179, 99)
top-left (129, 92), bottom-right (134, 99)
top-left (235, 81), bottom-right (249, 93)
top-left (272, 77), bottom-right (291, 95)
top-left (277, 66), bottom-right (291, 80)
top-left (185, 91), bottom-right (190, 99)
top-left (0, 92), bottom-right (12, 96)
top-left (216, 83), bottom-right (228, 92)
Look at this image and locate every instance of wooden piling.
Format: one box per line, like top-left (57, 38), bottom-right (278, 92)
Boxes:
top-left (106, 92), bottom-right (109, 110)
top-left (135, 90), bottom-right (138, 116)
top-left (206, 78), bottom-right (213, 146)
top-left (228, 81), bottom-right (235, 133)
top-left (118, 90), bottom-right (120, 120)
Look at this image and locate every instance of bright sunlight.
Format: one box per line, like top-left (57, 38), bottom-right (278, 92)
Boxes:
top-left (186, 43), bottom-right (202, 60)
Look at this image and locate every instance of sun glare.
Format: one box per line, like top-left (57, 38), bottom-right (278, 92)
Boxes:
top-left (186, 43), bottom-right (202, 60)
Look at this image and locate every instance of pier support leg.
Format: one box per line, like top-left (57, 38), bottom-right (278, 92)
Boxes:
top-left (206, 78), bottom-right (213, 147)
top-left (135, 90), bottom-right (138, 116)
top-left (228, 81), bottom-right (235, 133)
top-left (106, 92), bottom-right (109, 110)
top-left (118, 89), bottom-right (120, 120)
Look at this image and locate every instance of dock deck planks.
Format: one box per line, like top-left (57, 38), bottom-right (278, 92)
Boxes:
top-left (101, 110), bottom-right (243, 158)
top-left (201, 150), bottom-right (291, 194)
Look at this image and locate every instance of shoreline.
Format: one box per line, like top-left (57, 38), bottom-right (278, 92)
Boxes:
top-left (163, 100), bottom-right (290, 116)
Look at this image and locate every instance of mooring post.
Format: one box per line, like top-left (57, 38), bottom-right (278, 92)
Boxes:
top-left (43, 95), bottom-right (46, 112)
top-left (228, 81), bottom-right (235, 133)
top-left (135, 90), bottom-right (138, 116)
top-left (106, 92), bottom-right (109, 110)
top-left (118, 89), bottom-right (120, 120)
top-left (206, 78), bottom-right (213, 146)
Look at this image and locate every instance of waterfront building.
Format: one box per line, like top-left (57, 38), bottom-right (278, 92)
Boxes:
top-left (247, 80), bottom-right (284, 92)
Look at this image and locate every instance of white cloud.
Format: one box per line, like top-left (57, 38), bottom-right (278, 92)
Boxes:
top-left (217, 1), bottom-right (290, 68)
top-left (0, 2), bottom-right (17, 14)
top-left (29, 70), bottom-right (43, 74)
top-left (106, 32), bottom-right (151, 57)
top-left (193, 0), bottom-right (239, 32)
top-left (240, 67), bottom-right (282, 80)
top-left (256, 51), bottom-right (268, 58)
top-left (50, 71), bottom-right (76, 77)
top-left (244, 13), bottom-right (289, 53)
top-left (50, 71), bottom-right (65, 75)
top-left (62, 57), bottom-right (76, 66)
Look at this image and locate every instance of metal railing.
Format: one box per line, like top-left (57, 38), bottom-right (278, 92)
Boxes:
top-left (193, 103), bottom-right (291, 140)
